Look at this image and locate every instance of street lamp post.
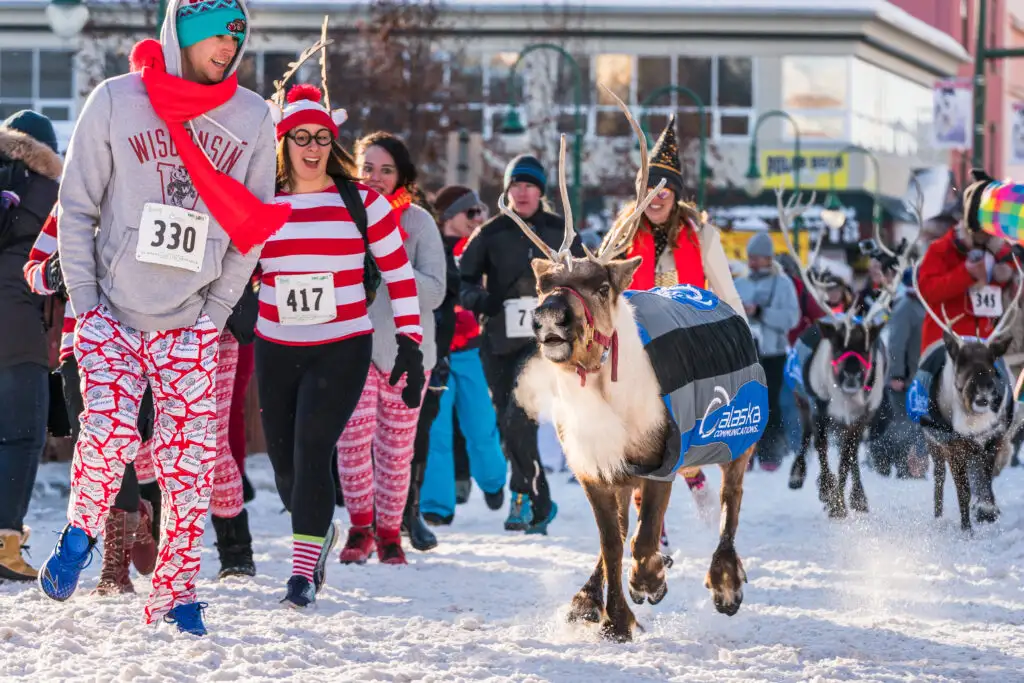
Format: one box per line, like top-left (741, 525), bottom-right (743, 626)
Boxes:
top-left (637, 84), bottom-right (708, 209)
top-left (157, 0), bottom-right (169, 36)
top-left (822, 145), bottom-right (882, 246)
top-left (745, 109), bottom-right (802, 254)
top-left (501, 43), bottom-right (585, 219)
top-left (972, 0), bottom-right (1024, 170)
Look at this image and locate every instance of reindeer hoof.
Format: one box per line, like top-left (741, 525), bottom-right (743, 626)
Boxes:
top-left (817, 474), bottom-right (836, 503)
top-left (973, 501), bottom-right (1000, 524)
top-left (568, 594), bottom-right (603, 624)
top-left (629, 587), bottom-right (645, 605)
top-left (789, 460), bottom-right (806, 489)
top-left (629, 559), bottom-right (668, 608)
top-left (661, 553), bottom-right (674, 569)
top-left (646, 582), bottom-right (668, 605)
top-left (599, 618), bottom-right (634, 643)
top-left (705, 549), bottom-right (747, 617)
top-left (850, 491), bottom-right (869, 513)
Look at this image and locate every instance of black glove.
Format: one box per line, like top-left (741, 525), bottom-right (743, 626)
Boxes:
top-left (226, 281), bottom-right (259, 345)
top-left (44, 251), bottom-right (67, 300)
top-left (389, 334), bottom-right (425, 409)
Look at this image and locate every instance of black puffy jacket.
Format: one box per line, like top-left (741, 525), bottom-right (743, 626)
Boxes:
top-left (458, 207), bottom-right (583, 356)
top-left (0, 128), bottom-right (61, 370)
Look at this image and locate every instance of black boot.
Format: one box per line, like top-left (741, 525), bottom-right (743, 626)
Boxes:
top-left (242, 473), bottom-right (255, 503)
top-left (212, 508), bottom-right (256, 579)
top-left (402, 463), bottom-right (437, 552)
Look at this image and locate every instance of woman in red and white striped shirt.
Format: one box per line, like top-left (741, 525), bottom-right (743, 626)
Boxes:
top-left (258, 85), bottom-right (425, 609)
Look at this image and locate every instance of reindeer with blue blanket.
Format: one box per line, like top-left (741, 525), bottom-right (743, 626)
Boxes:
top-left (511, 88), bottom-right (767, 642)
top-left (781, 189), bottom-right (913, 518)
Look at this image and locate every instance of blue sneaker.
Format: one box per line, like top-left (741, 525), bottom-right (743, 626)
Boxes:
top-left (525, 501), bottom-right (558, 536)
top-left (38, 524), bottom-right (95, 601)
top-left (504, 494), bottom-right (532, 531)
top-left (280, 575), bottom-right (316, 609)
top-left (163, 602), bottom-right (209, 636)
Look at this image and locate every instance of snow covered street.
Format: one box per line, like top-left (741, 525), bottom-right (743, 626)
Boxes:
top-left (3, 454), bottom-right (1024, 682)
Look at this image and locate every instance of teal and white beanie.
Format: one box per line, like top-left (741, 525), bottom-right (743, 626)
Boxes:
top-left (176, 0), bottom-right (247, 49)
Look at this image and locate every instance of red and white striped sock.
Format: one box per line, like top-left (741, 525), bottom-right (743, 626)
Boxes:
top-left (293, 534), bottom-right (324, 582)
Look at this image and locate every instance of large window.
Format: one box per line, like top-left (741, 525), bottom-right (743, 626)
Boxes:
top-left (781, 56), bottom-right (850, 140)
top-left (0, 49), bottom-right (75, 123)
top-left (850, 58), bottom-right (932, 155)
top-left (478, 51), bottom-right (755, 140)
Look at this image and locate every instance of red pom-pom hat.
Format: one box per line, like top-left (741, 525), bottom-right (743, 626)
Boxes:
top-left (273, 84), bottom-right (347, 141)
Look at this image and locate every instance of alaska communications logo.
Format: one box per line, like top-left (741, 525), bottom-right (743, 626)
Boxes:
top-left (698, 384), bottom-right (764, 441)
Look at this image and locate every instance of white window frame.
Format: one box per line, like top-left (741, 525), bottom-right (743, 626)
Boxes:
top-left (0, 48), bottom-right (77, 124)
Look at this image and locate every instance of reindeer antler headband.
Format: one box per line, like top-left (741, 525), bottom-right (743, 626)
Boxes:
top-left (497, 84), bottom-right (666, 271)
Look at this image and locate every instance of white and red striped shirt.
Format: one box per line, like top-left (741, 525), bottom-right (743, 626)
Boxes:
top-left (256, 183), bottom-right (422, 346)
top-left (23, 205), bottom-right (76, 363)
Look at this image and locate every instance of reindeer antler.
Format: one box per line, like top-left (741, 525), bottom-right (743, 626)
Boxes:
top-left (774, 188), bottom-right (832, 315)
top-left (985, 252), bottom-right (1024, 346)
top-left (594, 84), bottom-right (666, 264)
top-left (271, 32), bottom-right (334, 108)
top-left (320, 15), bottom-right (331, 112)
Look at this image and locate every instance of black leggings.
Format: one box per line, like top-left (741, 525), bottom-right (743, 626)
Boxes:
top-left (60, 357), bottom-right (153, 513)
top-left (255, 335), bottom-right (372, 538)
top-left (481, 341), bottom-right (549, 521)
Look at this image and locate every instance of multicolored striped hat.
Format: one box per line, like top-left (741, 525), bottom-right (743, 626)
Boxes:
top-left (967, 168), bottom-right (1024, 244)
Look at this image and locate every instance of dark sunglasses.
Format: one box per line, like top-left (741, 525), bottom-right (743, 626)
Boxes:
top-left (287, 129), bottom-right (334, 147)
top-left (466, 207), bottom-right (483, 219)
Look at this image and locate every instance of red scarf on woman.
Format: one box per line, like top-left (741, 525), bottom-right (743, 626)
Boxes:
top-left (130, 39), bottom-right (290, 255)
top-left (626, 217), bottom-right (705, 290)
top-left (385, 187), bottom-right (413, 241)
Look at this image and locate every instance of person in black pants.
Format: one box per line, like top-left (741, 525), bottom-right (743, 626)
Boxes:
top-left (459, 155), bottom-right (583, 534)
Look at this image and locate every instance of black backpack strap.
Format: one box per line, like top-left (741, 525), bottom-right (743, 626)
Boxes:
top-left (333, 176), bottom-right (369, 242)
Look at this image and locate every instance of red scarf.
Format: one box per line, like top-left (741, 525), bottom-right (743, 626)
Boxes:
top-left (626, 217), bottom-right (705, 290)
top-left (385, 187), bottom-right (412, 241)
top-left (130, 39), bottom-right (290, 255)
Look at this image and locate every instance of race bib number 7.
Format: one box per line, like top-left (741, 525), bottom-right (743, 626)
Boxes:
top-left (504, 296), bottom-right (538, 339)
top-left (136, 203), bottom-right (209, 273)
top-left (275, 273), bottom-right (336, 326)
top-left (969, 284), bottom-right (1003, 318)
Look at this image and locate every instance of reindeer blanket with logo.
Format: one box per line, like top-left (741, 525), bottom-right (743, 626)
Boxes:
top-left (621, 285), bottom-right (768, 481)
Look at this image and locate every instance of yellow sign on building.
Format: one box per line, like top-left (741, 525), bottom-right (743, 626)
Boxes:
top-left (718, 229), bottom-right (812, 265)
top-left (760, 150), bottom-right (850, 191)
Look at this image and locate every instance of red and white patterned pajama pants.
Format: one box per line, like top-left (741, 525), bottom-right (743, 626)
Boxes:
top-left (69, 305), bottom-right (219, 623)
top-left (336, 364), bottom-right (428, 537)
top-left (131, 332), bottom-right (243, 519)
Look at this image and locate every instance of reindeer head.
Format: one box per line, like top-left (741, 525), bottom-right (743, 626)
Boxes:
top-left (817, 318), bottom-right (884, 395)
top-left (943, 332), bottom-right (1013, 414)
top-left (500, 86), bottom-right (664, 386)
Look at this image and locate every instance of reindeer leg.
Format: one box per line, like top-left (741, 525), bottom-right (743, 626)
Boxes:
top-left (931, 445), bottom-right (945, 519)
top-left (789, 396), bottom-right (812, 490)
top-left (580, 479), bottom-right (635, 642)
top-left (949, 449), bottom-right (973, 533)
top-left (628, 480), bottom-right (671, 606)
top-left (969, 448), bottom-right (999, 524)
top-left (848, 425), bottom-right (869, 513)
top-left (705, 445), bottom-right (752, 616)
top-left (830, 428), bottom-right (855, 518)
top-left (568, 555), bottom-right (606, 624)
top-left (814, 409), bottom-right (835, 504)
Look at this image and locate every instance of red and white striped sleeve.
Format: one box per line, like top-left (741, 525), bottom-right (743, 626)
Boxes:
top-left (362, 188), bottom-right (422, 344)
top-left (23, 204), bottom-right (59, 295)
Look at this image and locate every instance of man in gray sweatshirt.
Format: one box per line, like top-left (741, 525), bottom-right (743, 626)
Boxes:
top-left (735, 233), bottom-right (800, 469)
top-left (39, 0), bottom-right (281, 636)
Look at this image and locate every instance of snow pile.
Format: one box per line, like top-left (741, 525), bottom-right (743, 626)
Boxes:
top-left (3, 454), bottom-right (1024, 681)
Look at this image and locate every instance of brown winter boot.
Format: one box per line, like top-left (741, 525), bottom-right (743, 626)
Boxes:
top-left (94, 509), bottom-right (137, 596)
top-left (131, 499), bottom-right (157, 576)
top-left (0, 528), bottom-right (39, 581)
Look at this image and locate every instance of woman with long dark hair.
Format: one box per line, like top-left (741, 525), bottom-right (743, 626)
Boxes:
top-left (258, 86), bottom-right (425, 608)
top-left (335, 131), bottom-right (446, 565)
